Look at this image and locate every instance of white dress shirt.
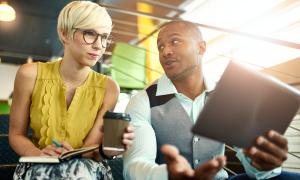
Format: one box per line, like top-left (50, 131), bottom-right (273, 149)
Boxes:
top-left (123, 74), bottom-right (281, 180)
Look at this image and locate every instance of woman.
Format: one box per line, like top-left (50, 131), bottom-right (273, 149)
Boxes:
top-left (9, 1), bottom-right (134, 179)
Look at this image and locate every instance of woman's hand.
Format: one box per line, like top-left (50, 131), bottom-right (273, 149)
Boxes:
top-left (40, 141), bottom-right (73, 157)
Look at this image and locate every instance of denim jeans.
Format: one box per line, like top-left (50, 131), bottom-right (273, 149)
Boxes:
top-left (228, 171), bottom-right (300, 180)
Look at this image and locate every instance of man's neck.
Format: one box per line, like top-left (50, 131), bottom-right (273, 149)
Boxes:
top-left (172, 71), bottom-right (205, 100)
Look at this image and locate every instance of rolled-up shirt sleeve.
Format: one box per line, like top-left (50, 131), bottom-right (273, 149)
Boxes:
top-left (235, 148), bottom-right (281, 180)
top-left (123, 91), bottom-right (168, 180)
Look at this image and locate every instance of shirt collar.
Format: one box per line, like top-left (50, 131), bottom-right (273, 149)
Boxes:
top-left (156, 73), bottom-right (216, 96)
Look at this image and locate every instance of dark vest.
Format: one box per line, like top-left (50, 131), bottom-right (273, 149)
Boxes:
top-left (146, 83), bottom-right (228, 179)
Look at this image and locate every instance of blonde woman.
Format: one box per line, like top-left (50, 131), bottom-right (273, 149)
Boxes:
top-left (9, 1), bottom-right (134, 179)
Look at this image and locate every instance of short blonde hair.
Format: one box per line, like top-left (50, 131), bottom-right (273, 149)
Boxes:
top-left (57, 1), bottom-right (112, 43)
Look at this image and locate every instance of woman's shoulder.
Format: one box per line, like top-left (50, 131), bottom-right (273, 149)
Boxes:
top-left (100, 76), bottom-right (120, 110)
top-left (105, 76), bottom-right (120, 94)
top-left (89, 71), bottom-right (119, 91)
top-left (14, 63), bottom-right (38, 95)
top-left (16, 63), bottom-right (37, 82)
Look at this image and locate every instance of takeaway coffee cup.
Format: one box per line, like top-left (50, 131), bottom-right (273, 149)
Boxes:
top-left (103, 111), bottom-right (131, 151)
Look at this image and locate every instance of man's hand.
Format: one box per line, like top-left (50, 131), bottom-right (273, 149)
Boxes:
top-left (122, 126), bottom-right (135, 150)
top-left (161, 144), bottom-right (226, 180)
top-left (103, 126), bottom-right (135, 157)
top-left (161, 144), bottom-right (194, 180)
top-left (244, 130), bottom-right (288, 171)
top-left (194, 156), bottom-right (226, 180)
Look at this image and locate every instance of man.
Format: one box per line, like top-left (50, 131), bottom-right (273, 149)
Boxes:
top-left (123, 20), bottom-right (296, 180)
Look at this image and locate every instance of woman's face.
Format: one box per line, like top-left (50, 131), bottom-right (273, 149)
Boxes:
top-left (64, 27), bottom-right (111, 67)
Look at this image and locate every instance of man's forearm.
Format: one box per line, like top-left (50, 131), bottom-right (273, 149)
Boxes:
top-left (124, 160), bottom-right (168, 180)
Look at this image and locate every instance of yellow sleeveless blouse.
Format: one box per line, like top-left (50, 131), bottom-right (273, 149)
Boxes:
top-left (30, 60), bottom-right (107, 149)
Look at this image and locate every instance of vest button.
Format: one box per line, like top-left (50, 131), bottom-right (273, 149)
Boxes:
top-left (193, 137), bottom-right (199, 143)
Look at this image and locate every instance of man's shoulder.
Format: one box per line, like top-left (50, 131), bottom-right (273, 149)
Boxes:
top-left (125, 90), bottom-right (151, 123)
top-left (129, 90), bottom-right (149, 104)
top-left (145, 79), bottom-right (159, 89)
top-left (131, 79), bottom-right (160, 101)
top-left (126, 78), bottom-right (163, 114)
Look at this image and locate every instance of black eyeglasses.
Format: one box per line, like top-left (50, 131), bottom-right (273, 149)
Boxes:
top-left (74, 28), bottom-right (113, 48)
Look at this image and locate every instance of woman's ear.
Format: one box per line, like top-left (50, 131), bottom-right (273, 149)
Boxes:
top-left (59, 30), bottom-right (69, 45)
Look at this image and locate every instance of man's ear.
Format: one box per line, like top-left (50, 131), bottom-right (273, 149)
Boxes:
top-left (198, 41), bottom-right (206, 55)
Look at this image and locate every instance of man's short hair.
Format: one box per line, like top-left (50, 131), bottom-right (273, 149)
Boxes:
top-left (161, 20), bottom-right (203, 40)
top-left (57, 1), bottom-right (112, 44)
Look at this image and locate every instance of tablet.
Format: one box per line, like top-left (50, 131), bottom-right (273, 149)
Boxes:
top-left (192, 61), bottom-right (300, 148)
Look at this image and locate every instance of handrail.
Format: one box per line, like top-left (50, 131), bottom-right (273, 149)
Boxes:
top-left (140, 0), bottom-right (185, 13)
top-left (110, 66), bottom-right (146, 85)
top-left (99, 3), bottom-right (300, 50)
top-left (112, 53), bottom-right (163, 74)
top-left (216, 53), bottom-right (300, 79)
top-left (289, 126), bottom-right (300, 132)
top-left (223, 166), bottom-right (238, 175)
top-left (289, 153), bottom-right (300, 159)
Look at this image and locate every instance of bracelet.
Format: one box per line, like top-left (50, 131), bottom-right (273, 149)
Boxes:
top-left (99, 145), bottom-right (115, 160)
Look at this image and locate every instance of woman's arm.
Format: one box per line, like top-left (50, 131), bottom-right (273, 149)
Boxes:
top-left (9, 63), bottom-right (42, 156)
top-left (82, 77), bottom-right (120, 160)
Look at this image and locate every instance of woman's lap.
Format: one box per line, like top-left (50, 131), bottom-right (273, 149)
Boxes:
top-left (13, 158), bottom-right (113, 180)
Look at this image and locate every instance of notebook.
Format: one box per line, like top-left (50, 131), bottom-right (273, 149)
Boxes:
top-left (192, 61), bottom-right (300, 148)
top-left (19, 145), bottom-right (99, 163)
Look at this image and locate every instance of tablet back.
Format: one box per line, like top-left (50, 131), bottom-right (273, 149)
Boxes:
top-left (192, 61), bottom-right (300, 148)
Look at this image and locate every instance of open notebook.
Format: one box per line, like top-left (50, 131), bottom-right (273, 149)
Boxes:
top-left (192, 61), bottom-right (300, 148)
top-left (19, 145), bottom-right (99, 163)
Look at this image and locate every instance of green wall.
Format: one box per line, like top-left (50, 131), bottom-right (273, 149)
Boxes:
top-left (111, 43), bottom-right (147, 89)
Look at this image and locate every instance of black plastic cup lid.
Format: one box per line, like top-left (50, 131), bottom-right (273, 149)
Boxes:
top-left (104, 111), bottom-right (131, 121)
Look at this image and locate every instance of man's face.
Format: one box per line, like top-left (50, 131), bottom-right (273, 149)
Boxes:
top-left (157, 23), bottom-right (205, 80)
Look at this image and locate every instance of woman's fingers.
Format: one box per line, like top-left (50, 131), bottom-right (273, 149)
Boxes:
top-left (41, 145), bottom-right (60, 156)
top-left (61, 141), bottom-right (74, 151)
top-left (41, 141), bottom-right (74, 156)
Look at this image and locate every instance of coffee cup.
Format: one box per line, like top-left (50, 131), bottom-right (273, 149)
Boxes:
top-left (103, 111), bottom-right (131, 152)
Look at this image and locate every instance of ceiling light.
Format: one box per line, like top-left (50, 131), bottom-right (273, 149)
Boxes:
top-left (0, 1), bottom-right (16, 22)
